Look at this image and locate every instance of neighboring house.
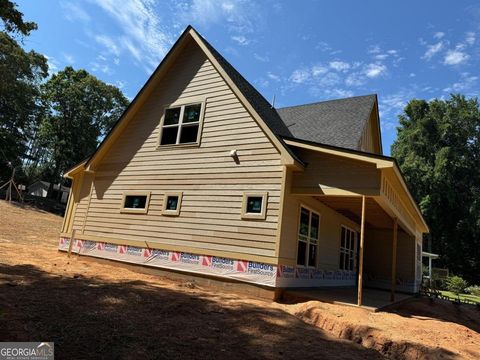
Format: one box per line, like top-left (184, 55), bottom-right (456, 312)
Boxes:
top-left (59, 26), bottom-right (428, 303)
top-left (28, 180), bottom-right (70, 204)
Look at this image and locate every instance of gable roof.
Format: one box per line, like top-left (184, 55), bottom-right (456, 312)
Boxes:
top-left (78, 25), bottom-right (300, 173)
top-left (276, 94), bottom-right (377, 150)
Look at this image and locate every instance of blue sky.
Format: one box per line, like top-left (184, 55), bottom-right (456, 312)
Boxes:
top-left (17, 0), bottom-right (480, 154)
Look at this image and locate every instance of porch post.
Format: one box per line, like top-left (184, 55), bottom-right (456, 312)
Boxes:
top-left (390, 217), bottom-right (398, 302)
top-left (357, 195), bottom-right (366, 306)
top-left (428, 257), bottom-right (432, 282)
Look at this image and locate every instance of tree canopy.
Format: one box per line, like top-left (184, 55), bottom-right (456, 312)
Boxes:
top-left (392, 94), bottom-right (480, 283)
top-left (36, 67), bottom-right (129, 183)
top-left (0, 0), bottom-right (37, 36)
top-left (0, 0), bottom-right (47, 182)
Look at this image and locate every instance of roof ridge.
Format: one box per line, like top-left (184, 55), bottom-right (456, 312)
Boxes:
top-left (276, 94), bottom-right (377, 111)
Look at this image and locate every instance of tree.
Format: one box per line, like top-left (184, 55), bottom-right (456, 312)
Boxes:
top-left (392, 95), bottom-right (480, 284)
top-left (0, 0), bottom-right (47, 183)
top-left (36, 67), bottom-right (129, 188)
top-left (0, 0), bottom-right (37, 36)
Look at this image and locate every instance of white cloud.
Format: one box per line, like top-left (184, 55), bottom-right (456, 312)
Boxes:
top-left (180, 0), bottom-right (257, 34)
top-left (443, 49), bottom-right (469, 65)
top-left (434, 31), bottom-right (445, 39)
top-left (253, 53), bottom-right (269, 62)
top-left (364, 63), bottom-right (387, 78)
top-left (91, 0), bottom-right (175, 73)
top-left (443, 72), bottom-right (478, 92)
top-left (345, 72), bottom-right (366, 87)
top-left (231, 35), bottom-right (250, 46)
top-left (61, 1), bottom-right (91, 22)
top-left (267, 72), bottom-right (281, 81)
top-left (311, 65), bottom-right (328, 76)
top-left (329, 61), bottom-right (350, 72)
top-left (289, 69), bottom-right (310, 84)
top-left (62, 53), bottom-right (75, 64)
top-left (45, 55), bottom-right (59, 74)
top-left (90, 61), bottom-right (113, 75)
top-left (422, 41), bottom-right (444, 60)
top-left (367, 45), bottom-right (381, 54)
top-left (94, 34), bottom-right (120, 56)
top-left (465, 31), bottom-right (476, 45)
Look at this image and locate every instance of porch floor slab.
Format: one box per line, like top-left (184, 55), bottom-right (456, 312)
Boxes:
top-left (283, 287), bottom-right (413, 311)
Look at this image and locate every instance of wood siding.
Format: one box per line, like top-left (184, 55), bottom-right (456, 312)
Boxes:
top-left (278, 169), bottom-right (361, 268)
top-left (71, 39), bottom-right (283, 261)
top-left (290, 148), bottom-right (381, 195)
top-left (364, 228), bottom-right (415, 280)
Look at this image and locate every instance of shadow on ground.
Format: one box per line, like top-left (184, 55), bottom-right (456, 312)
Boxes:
top-left (387, 297), bottom-right (480, 333)
top-left (0, 263), bottom-right (384, 360)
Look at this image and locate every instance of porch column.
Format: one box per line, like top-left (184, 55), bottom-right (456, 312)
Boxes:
top-left (357, 195), bottom-right (366, 306)
top-left (428, 257), bottom-right (432, 282)
top-left (390, 217), bottom-right (398, 302)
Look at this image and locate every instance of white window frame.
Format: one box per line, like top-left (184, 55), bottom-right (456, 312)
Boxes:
top-left (162, 192), bottom-right (183, 216)
top-left (296, 205), bottom-right (321, 268)
top-left (339, 225), bottom-right (357, 271)
top-left (241, 192), bottom-right (268, 220)
top-left (120, 191), bottom-right (151, 214)
top-left (158, 99), bottom-right (206, 148)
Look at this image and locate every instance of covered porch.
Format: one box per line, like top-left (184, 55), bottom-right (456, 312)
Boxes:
top-left (280, 138), bottom-right (429, 306)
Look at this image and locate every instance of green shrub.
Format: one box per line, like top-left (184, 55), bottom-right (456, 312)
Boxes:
top-left (466, 285), bottom-right (480, 297)
top-left (446, 276), bottom-right (468, 296)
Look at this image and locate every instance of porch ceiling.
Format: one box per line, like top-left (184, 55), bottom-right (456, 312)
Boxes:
top-left (314, 196), bottom-right (394, 229)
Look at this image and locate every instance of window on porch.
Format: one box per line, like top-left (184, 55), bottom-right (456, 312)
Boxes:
top-left (339, 226), bottom-right (357, 271)
top-left (297, 207), bottom-right (320, 267)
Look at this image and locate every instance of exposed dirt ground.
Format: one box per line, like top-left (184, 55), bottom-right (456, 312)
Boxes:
top-left (0, 200), bottom-right (479, 359)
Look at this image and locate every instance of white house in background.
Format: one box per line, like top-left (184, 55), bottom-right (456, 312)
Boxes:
top-left (28, 180), bottom-right (70, 203)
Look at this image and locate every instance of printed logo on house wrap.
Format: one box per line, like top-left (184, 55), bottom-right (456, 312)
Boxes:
top-left (246, 262), bottom-right (275, 277)
top-left (126, 246), bottom-right (142, 256)
top-left (211, 257), bottom-right (234, 270)
top-left (277, 265), bottom-right (295, 278)
top-left (82, 240), bottom-right (96, 251)
top-left (179, 253), bottom-right (200, 264)
top-left (295, 267), bottom-right (310, 279)
top-left (104, 243), bottom-right (117, 252)
top-left (152, 249), bottom-right (169, 259)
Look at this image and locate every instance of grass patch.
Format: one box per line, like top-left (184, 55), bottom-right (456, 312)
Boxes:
top-left (440, 290), bottom-right (480, 303)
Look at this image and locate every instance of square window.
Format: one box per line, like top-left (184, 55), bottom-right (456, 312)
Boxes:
top-left (159, 102), bottom-right (204, 147)
top-left (124, 195), bottom-right (147, 209)
top-left (120, 193), bottom-right (150, 214)
top-left (246, 197), bottom-right (263, 213)
top-left (183, 104), bottom-right (201, 123)
top-left (162, 192), bottom-right (182, 216)
top-left (166, 196), bottom-right (179, 211)
top-left (164, 107), bottom-right (181, 125)
top-left (241, 193), bottom-right (267, 219)
top-left (160, 126), bottom-right (178, 145)
top-left (179, 124), bottom-right (199, 143)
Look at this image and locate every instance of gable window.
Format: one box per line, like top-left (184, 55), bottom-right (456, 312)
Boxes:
top-left (159, 103), bottom-right (203, 146)
top-left (296, 207), bottom-right (320, 267)
top-left (241, 192), bottom-right (267, 220)
top-left (339, 226), bottom-right (357, 271)
top-left (162, 192), bottom-right (183, 216)
top-left (120, 192), bottom-right (151, 214)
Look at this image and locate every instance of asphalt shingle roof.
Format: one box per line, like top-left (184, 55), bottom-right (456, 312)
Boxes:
top-left (198, 30), bottom-right (377, 151)
top-left (276, 95), bottom-right (377, 150)
top-left (195, 32), bottom-right (293, 138)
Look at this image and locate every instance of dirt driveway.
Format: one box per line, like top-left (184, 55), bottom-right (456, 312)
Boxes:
top-left (0, 201), bottom-right (478, 359)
